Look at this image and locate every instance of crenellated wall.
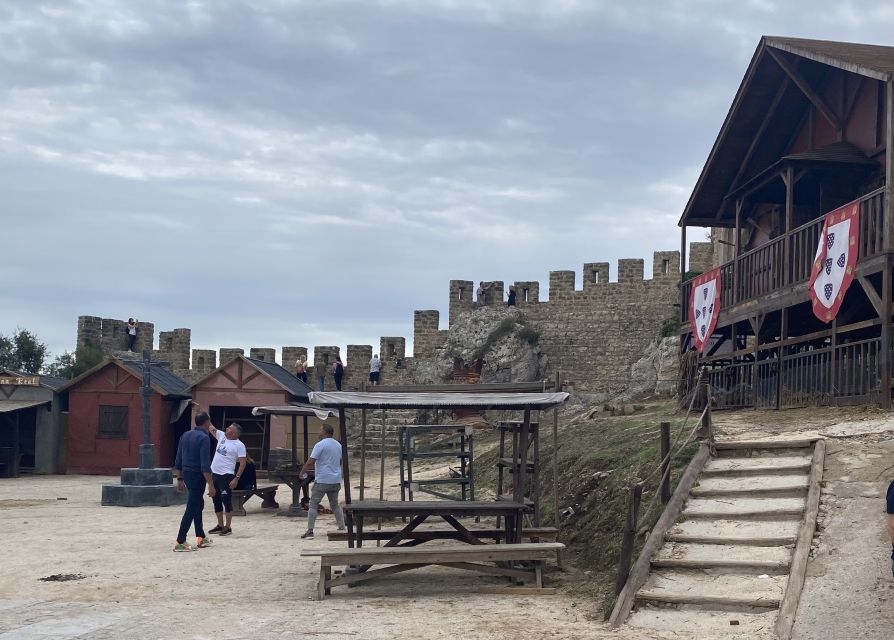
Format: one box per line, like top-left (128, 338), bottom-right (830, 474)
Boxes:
top-left (75, 246), bottom-right (692, 395)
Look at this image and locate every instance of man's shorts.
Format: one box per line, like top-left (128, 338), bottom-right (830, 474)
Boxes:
top-left (887, 480), bottom-right (894, 514)
top-left (369, 371), bottom-right (380, 383)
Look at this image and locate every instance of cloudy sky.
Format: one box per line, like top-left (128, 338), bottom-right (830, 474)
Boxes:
top-left (2, 0), bottom-right (893, 365)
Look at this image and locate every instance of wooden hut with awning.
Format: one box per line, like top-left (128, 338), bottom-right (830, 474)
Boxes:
top-left (679, 36), bottom-right (894, 409)
top-left (0, 369), bottom-right (68, 476)
top-left (191, 356), bottom-right (313, 469)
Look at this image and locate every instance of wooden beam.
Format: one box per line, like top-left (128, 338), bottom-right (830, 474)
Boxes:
top-left (775, 439), bottom-right (825, 640)
top-left (858, 275), bottom-right (884, 318)
top-left (609, 443), bottom-right (712, 627)
top-left (842, 75), bottom-right (866, 130)
top-left (767, 48), bottom-right (841, 132)
top-left (729, 77), bottom-right (792, 192)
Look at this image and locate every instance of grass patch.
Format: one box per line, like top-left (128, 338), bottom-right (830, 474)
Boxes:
top-left (517, 325), bottom-right (541, 346)
top-left (474, 399), bottom-right (700, 615)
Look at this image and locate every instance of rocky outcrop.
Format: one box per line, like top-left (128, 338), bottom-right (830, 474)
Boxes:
top-left (619, 336), bottom-right (679, 400)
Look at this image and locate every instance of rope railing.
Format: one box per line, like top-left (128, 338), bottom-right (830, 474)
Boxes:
top-left (615, 376), bottom-right (714, 595)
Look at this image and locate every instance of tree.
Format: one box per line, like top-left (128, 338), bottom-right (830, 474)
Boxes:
top-left (0, 329), bottom-right (48, 374)
top-left (45, 345), bottom-right (104, 379)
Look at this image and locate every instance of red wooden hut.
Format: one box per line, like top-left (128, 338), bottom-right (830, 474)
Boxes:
top-left (63, 357), bottom-right (192, 475)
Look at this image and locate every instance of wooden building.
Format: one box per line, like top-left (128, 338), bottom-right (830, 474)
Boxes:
top-left (191, 356), bottom-right (313, 469)
top-left (680, 37), bottom-right (894, 409)
top-left (64, 358), bottom-right (192, 475)
top-left (0, 369), bottom-right (68, 476)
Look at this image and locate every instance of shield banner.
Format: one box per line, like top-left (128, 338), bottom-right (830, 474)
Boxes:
top-left (808, 200), bottom-right (860, 323)
top-left (689, 267), bottom-right (722, 353)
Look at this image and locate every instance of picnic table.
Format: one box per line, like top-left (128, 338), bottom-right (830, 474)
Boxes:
top-left (343, 499), bottom-right (532, 547)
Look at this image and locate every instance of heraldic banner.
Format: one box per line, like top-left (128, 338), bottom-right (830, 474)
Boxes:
top-left (809, 199), bottom-right (860, 323)
top-left (690, 267), bottom-right (722, 353)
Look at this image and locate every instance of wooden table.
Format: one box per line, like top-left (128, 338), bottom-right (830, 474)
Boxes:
top-left (343, 500), bottom-right (532, 548)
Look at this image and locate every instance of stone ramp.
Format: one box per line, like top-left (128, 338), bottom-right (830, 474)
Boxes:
top-left (625, 439), bottom-right (822, 638)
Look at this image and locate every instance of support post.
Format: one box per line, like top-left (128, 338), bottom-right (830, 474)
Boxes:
top-left (338, 408), bottom-right (354, 548)
top-left (552, 371), bottom-right (560, 527)
top-left (615, 482), bottom-right (643, 595)
top-left (138, 349), bottom-right (155, 470)
top-left (783, 166), bottom-right (794, 286)
top-left (882, 79), bottom-right (894, 408)
top-left (659, 422), bottom-right (671, 505)
top-left (734, 198), bottom-right (743, 303)
top-left (359, 399), bottom-right (367, 501)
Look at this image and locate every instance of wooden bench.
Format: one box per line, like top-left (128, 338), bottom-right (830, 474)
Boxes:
top-left (231, 484), bottom-right (279, 516)
top-left (301, 542), bottom-right (565, 600)
top-left (326, 527), bottom-right (558, 544)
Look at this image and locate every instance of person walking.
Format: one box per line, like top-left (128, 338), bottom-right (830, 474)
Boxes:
top-left (369, 354), bottom-right (381, 386)
top-left (298, 424), bottom-right (346, 539)
top-left (295, 356), bottom-right (308, 384)
top-left (206, 420), bottom-right (247, 536)
top-left (172, 412), bottom-right (216, 552)
top-left (332, 356), bottom-right (345, 391)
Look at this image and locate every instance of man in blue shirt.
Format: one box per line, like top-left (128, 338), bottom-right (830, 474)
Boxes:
top-left (298, 424), bottom-right (346, 539)
top-left (172, 412), bottom-right (216, 552)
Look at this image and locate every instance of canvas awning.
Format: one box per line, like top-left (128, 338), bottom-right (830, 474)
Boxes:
top-left (0, 399), bottom-right (49, 413)
top-left (307, 391), bottom-right (569, 410)
top-left (252, 403), bottom-right (338, 420)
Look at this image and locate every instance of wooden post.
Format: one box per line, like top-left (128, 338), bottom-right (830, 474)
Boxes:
top-left (659, 422), bottom-right (671, 505)
top-left (377, 408), bottom-right (387, 537)
top-left (783, 166), bottom-right (794, 285)
top-left (615, 482), bottom-right (643, 595)
top-left (359, 386), bottom-right (367, 500)
top-left (290, 415), bottom-right (298, 466)
top-left (302, 415), bottom-right (309, 460)
top-left (552, 371), bottom-right (560, 527)
top-left (777, 307), bottom-right (788, 409)
top-left (734, 198), bottom-right (743, 302)
top-left (515, 409), bottom-right (531, 543)
top-left (338, 408), bottom-right (354, 548)
top-left (881, 79), bottom-right (894, 408)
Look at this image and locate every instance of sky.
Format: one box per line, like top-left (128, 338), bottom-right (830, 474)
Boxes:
top-left (2, 0), bottom-right (893, 365)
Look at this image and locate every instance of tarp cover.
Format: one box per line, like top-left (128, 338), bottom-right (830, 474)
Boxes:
top-left (0, 399), bottom-right (49, 413)
top-left (252, 403), bottom-right (338, 420)
top-left (307, 391), bottom-right (569, 410)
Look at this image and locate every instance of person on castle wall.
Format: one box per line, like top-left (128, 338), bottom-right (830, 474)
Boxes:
top-left (369, 353), bottom-right (381, 386)
top-left (316, 362), bottom-right (326, 391)
top-left (332, 356), bottom-right (345, 391)
top-left (295, 356), bottom-right (308, 383)
top-left (127, 318), bottom-right (138, 351)
top-left (507, 287), bottom-right (517, 307)
top-left (476, 281), bottom-right (491, 306)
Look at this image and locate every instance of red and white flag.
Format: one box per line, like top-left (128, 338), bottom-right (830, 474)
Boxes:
top-left (808, 200), bottom-right (860, 323)
top-left (690, 268), bottom-right (722, 353)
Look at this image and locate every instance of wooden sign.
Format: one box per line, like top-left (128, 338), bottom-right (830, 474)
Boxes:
top-left (0, 376), bottom-right (41, 386)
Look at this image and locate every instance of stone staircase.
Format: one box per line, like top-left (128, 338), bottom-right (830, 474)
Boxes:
top-left (352, 408), bottom-right (420, 456)
top-left (625, 440), bottom-right (821, 638)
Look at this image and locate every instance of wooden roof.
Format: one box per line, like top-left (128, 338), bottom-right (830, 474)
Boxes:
top-left (680, 36), bottom-right (894, 228)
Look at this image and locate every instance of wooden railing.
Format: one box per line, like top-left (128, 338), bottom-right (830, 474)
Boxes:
top-left (681, 187), bottom-right (886, 322)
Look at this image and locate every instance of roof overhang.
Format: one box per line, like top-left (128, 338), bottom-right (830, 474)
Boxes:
top-left (0, 399), bottom-right (50, 413)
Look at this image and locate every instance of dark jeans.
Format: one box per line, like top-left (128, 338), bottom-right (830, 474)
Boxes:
top-left (334, 373), bottom-right (343, 391)
top-left (297, 372), bottom-right (308, 383)
top-left (177, 471), bottom-right (206, 543)
top-left (127, 334), bottom-right (137, 350)
top-left (211, 473), bottom-right (235, 513)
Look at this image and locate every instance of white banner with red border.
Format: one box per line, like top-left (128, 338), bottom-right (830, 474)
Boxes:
top-left (808, 200), bottom-right (860, 323)
top-left (689, 267), bottom-right (722, 353)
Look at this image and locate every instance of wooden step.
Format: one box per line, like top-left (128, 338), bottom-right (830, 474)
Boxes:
top-left (701, 456), bottom-right (812, 477)
top-left (636, 570), bottom-right (787, 610)
top-left (628, 606), bottom-right (779, 636)
top-left (652, 543), bottom-right (792, 572)
top-left (691, 474), bottom-right (809, 498)
top-left (666, 519), bottom-right (800, 546)
top-left (683, 497), bottom-right (806, 519)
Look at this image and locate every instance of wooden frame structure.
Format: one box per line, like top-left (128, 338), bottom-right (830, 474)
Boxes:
top-left (679, 37), bottom-right (894, 409)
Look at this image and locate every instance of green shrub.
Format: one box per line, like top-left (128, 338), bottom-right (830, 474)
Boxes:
top-left (518, 326), bottom-right (541, 346)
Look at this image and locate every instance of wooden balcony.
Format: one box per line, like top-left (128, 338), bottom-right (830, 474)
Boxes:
top-left (681, 187), bottom-right (886, 326)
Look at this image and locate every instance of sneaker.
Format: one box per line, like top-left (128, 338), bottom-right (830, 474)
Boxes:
top-left (220, 527), bottom-right (232, 536)
top-left (196, 536), bottom-right (213, 548)
top-left (300, 530), bottom-right (314, 539)
top-left (208, 525), bottom-right (224, 534)
top-left (173, 543), bottom-right (195, 552)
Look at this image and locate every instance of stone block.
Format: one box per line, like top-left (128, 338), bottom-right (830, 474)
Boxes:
top-left (219, 348), bottom-right (244, 365)
top-left (249, 347), bottom-right (276, 363)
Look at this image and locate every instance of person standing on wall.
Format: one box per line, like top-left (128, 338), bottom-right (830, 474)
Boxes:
top-left (298, 424), bottom-right (346, 539)
top-left (369, 353), bottom-right (381, 386)
top-left (316, 361), bottom-right (326, 391)
top-left (295, 356), bottom-right (308, 384)
top-left (172, 412), bottom-right (216, 552)
top-left (204, 417), bottom-right (247, 536)
top-left (127, 318), bottom-right (138, 351)
top-left (507, 287), bottom-right (517, 307)
top-left (333, 356), bottom-right (345, 391)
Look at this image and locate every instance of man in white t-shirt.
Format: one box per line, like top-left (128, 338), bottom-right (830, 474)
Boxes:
top-left (368, 354), bottom-right (381, 385)
top-left (298, 424), bottom-right (346, 539)
top-left (207, 421), bottom-right (247, 536)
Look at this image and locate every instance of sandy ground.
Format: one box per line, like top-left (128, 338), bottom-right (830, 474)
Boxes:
top-left (2, 408), bottom-right (893, 639)
top-left (0, 464), bottom-right (662, 640)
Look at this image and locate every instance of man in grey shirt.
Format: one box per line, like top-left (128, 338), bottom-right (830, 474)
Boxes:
top-left (298, 424), bottom-right (346, 539)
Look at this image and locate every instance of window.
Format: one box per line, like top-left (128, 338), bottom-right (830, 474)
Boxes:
top-left (523, 288), bottom-right (529, 302)
top-left (387, 343), bottom-right (395, 357)
top-left (592, 270), bottom-right (600, 283)
top-left (98, 405), bottom-right (129, 439)
top-left (662, 259), bottom-right (670, 274)
top-left (458, 287), bottom-right (465, 301)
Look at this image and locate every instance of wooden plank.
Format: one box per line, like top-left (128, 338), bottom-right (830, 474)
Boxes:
top-left (775, 439), bottom-right (826, 640)
top-left (609, 443), bottom-right (711, 627)
top-left (326, 527), bottom-right (558, 542)
top-left (767, 48), bottom-right (841, 131)
top-left (367, 382), bottom-right (546, 393)
top-left (478, 587), bottom-right (556, 595)
top-left (304, 541), bottom-right (564, 558)
top-left (637, 592), bottom-right (780, 609)
top-left (714, 439), bottom-right (814, 450)
top-left (436, 562), bottom-right (534, 580)
top-left (324, 563), bottom-right (424, 590)
top-left (651, 558), bottom-right (790, 572)
top-left (858, 275), bottom-right (884, 318)
top-left (665, 534), bottom-right (796, 546)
